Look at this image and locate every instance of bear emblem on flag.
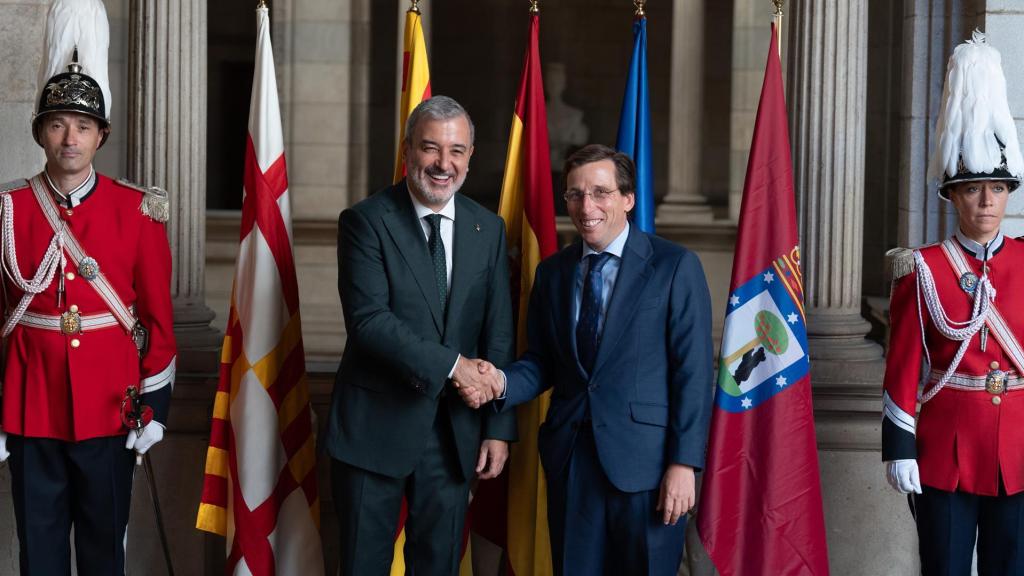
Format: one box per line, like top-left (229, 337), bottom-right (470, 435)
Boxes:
top-left (716, 248), bottom-right (809, 412)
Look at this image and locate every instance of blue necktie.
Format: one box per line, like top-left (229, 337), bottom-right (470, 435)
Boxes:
top-left (425, 214), bottom-right (448, 312)
top-left (576, 252), bottom-right (612, 375)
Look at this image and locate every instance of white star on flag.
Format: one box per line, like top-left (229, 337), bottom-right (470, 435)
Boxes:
top-left (776, 375), bottom-right (787, 387)
top-left (787, 312), bottom-right (799, 324)
top-left (730, 295), bottom-right (741, 306)
top-left (763, 271), bottom-right (775, 283)
top-left (741, 397), bottom-right (753, 409)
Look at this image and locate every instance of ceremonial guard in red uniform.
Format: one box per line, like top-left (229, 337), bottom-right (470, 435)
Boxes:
top-left (0, 1), bottom-right (176, 574)
top-left (882, 31), bottom-right (1024, 575)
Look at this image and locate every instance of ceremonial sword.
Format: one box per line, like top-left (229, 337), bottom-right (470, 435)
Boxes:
top-left (123, 386), bottom-right (175, 576)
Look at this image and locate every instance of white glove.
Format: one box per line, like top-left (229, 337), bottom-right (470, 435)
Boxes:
top-left (885, 459), bottom-right (922, 494)
top-left (125, 422), bottom-right (165, 455)
top-left (0, 427), bottom-right (8, 462)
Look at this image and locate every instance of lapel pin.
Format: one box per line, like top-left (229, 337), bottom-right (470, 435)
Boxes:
top-left (475, 223), bottom-right (481, 232)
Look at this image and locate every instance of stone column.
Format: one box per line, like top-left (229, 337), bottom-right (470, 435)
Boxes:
top-left (127, 0), bottom-right (220, 373)
top-left (658, 0), bottom-right (713, 222)
top-left (786, 1), bottom-right (912, 575)
top-left (788, 0), bottom-right (882, 373)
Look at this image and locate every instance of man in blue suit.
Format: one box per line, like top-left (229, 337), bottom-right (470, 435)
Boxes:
top-left (458, 144), bottom-right (714, 575)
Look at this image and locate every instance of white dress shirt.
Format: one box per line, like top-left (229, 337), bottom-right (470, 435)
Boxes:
top-left (409, 192), bottom-right (455, 288)
top-left (409, 192), bottom-right (459, 377)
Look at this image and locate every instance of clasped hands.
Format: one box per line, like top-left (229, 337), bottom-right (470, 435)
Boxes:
top-left (452, 356), bottom-right (503, 409)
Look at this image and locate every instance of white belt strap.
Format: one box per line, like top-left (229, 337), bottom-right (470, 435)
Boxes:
top-left (18, 310), bottom-right (120, 331)
top-left (28, 175), bottom-right (135, 334)
top-left (940, 239), bottom-right (1024, 375)
top-left (928, 368), bottom-right (1024, 392)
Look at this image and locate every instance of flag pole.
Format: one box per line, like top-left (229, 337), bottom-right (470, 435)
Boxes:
top-left (633, 0), bottom-right (646, 17)
top-left (773, 0), bottom-right (784, 58)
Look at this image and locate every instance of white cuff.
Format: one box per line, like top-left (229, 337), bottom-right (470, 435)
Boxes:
top-left (447, 354), bottom-right (461, 379)
top-left (141, 356), bottom-right (176, 393)
top-left (882, 391), bottom-right (916, 435)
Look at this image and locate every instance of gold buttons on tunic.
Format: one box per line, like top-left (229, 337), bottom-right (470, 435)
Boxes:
top-left (993, 396), bottom-right (1002, 406)
top-left (69, 304), bottom-right (79, 313)
top-left (65, 209), bottom-right (73, 217)
top-left (991, 361), bottom-right (1000, 370)
top-left (70, 338), bottom-right (80, 348)
top-left (65, 272), bottom-right (75, 281)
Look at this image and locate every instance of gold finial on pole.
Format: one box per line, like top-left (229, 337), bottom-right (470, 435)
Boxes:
top-left (633, 0), bottom-right (646, 18)
top-left (772, 0), bottom-right (784, 58)
top-left (409, 0), bottom-right (421, 14)
top-left (256, 0), bottom-right (267, 8)
top-left (529, 0), bottom-right (538, 14)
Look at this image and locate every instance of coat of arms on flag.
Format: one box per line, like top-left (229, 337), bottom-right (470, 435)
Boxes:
top-left (717, 246), bottom-right (808, 412)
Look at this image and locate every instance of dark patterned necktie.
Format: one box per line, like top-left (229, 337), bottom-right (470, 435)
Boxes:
top-left (425, 214), bottom-right (448, 311)
top-left (576, 252), bottom-right (613, 375)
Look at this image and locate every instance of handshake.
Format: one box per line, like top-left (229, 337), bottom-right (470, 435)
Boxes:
top-left (452, 356), bottom-right (504, 409)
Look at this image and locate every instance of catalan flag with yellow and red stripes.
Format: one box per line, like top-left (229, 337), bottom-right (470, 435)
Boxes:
top-left (388, 5), bottom-right (436, 574)
top-left (196, 5), bottom-right (324, 575)
top-left (491, 6), bottom-right (559, 575)
top-left (393, 4), bottom-right (432, 184)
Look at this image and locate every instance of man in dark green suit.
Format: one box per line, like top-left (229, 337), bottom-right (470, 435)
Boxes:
top-left (328, 96), bottom-right (517, 576)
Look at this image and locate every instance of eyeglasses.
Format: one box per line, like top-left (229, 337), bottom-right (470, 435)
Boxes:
top-left (563, 188), bottom-right (620, 204)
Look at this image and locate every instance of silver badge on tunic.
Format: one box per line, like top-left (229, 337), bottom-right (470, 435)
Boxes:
top-left (78, 256), bottom-right (99, 281)
top-left (986, 368), bottom-right (1007, 395)
top-left (959, 272), bottom-right (978, 294)
top-left (60, 310), bottom-right (81, 335)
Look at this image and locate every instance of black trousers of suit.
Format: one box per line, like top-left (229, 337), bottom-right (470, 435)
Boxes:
top-left (546, 426), bottom-right (686, 576)
top-left (332, 403), bottom-right (470, 576)
top-left (915, 485), bottom-right (1024, 575)
top-left (7, 434), bottom-right (135, 576)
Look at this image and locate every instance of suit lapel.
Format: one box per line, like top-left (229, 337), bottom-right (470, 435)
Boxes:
top-left (591, 226), bottom-right (653, 377)
top-left (380, 183), bottom-right (445, 333)
top-left (443, 198), bottom-right (484, 340)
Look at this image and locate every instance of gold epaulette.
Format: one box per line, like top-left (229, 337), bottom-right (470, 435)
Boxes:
top-left (116, 178), bottom-right (169, 223)
top-left (0, 179), bottom-right (27, 195)
top-left (885, 247), bottom-right (916, 281)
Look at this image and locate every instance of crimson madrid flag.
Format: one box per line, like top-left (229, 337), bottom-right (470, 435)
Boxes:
top-left (696, 23), bottom-right (829, 576)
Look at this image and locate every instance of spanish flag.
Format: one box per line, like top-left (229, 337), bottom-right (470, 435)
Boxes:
top-left (196, 5), bottom-right (324, 574)
top-left (495, 6), bottom-right (558, 575)
top-left (393, 4), bottom-right (432, 183)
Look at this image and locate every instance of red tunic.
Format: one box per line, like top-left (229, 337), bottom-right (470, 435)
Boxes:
top-left (0, 174), bottom-right (176, 441)
top-left (884, 237), bottom-right (1024, 496)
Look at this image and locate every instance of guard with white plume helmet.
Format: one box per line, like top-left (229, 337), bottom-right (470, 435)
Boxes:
top-left (882, 30), bottom-right (1024, 575)
top-left (929, 30), bottom-right (1024, 197)
top-left (0, 1), bottom-right (177, 574)
top-left (32, 0), bottom-right (111, 146)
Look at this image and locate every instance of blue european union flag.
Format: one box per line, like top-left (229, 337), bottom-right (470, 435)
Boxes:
top-left (616, 17), bottom-right (654, 233)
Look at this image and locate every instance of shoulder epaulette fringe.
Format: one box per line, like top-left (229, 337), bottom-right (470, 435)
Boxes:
top-left (116, 178), bottom-right (169, 223)
top-left (0, 179), bottom-right (28, 195)
top-left (886, 247), bottom-right (916, 281)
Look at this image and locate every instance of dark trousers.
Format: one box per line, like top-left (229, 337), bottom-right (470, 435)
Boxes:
top-left (7, 434), bottom-right (135, 576)
top-left (332, 408), bottom-right (469, 576)
top-left (915, 485), bottom-right (1024, 575)
top-left (546, 428), bottom-right (686, 576)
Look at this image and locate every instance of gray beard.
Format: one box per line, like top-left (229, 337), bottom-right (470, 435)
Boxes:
top-left (408, 171), bottom-right (466, 206)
